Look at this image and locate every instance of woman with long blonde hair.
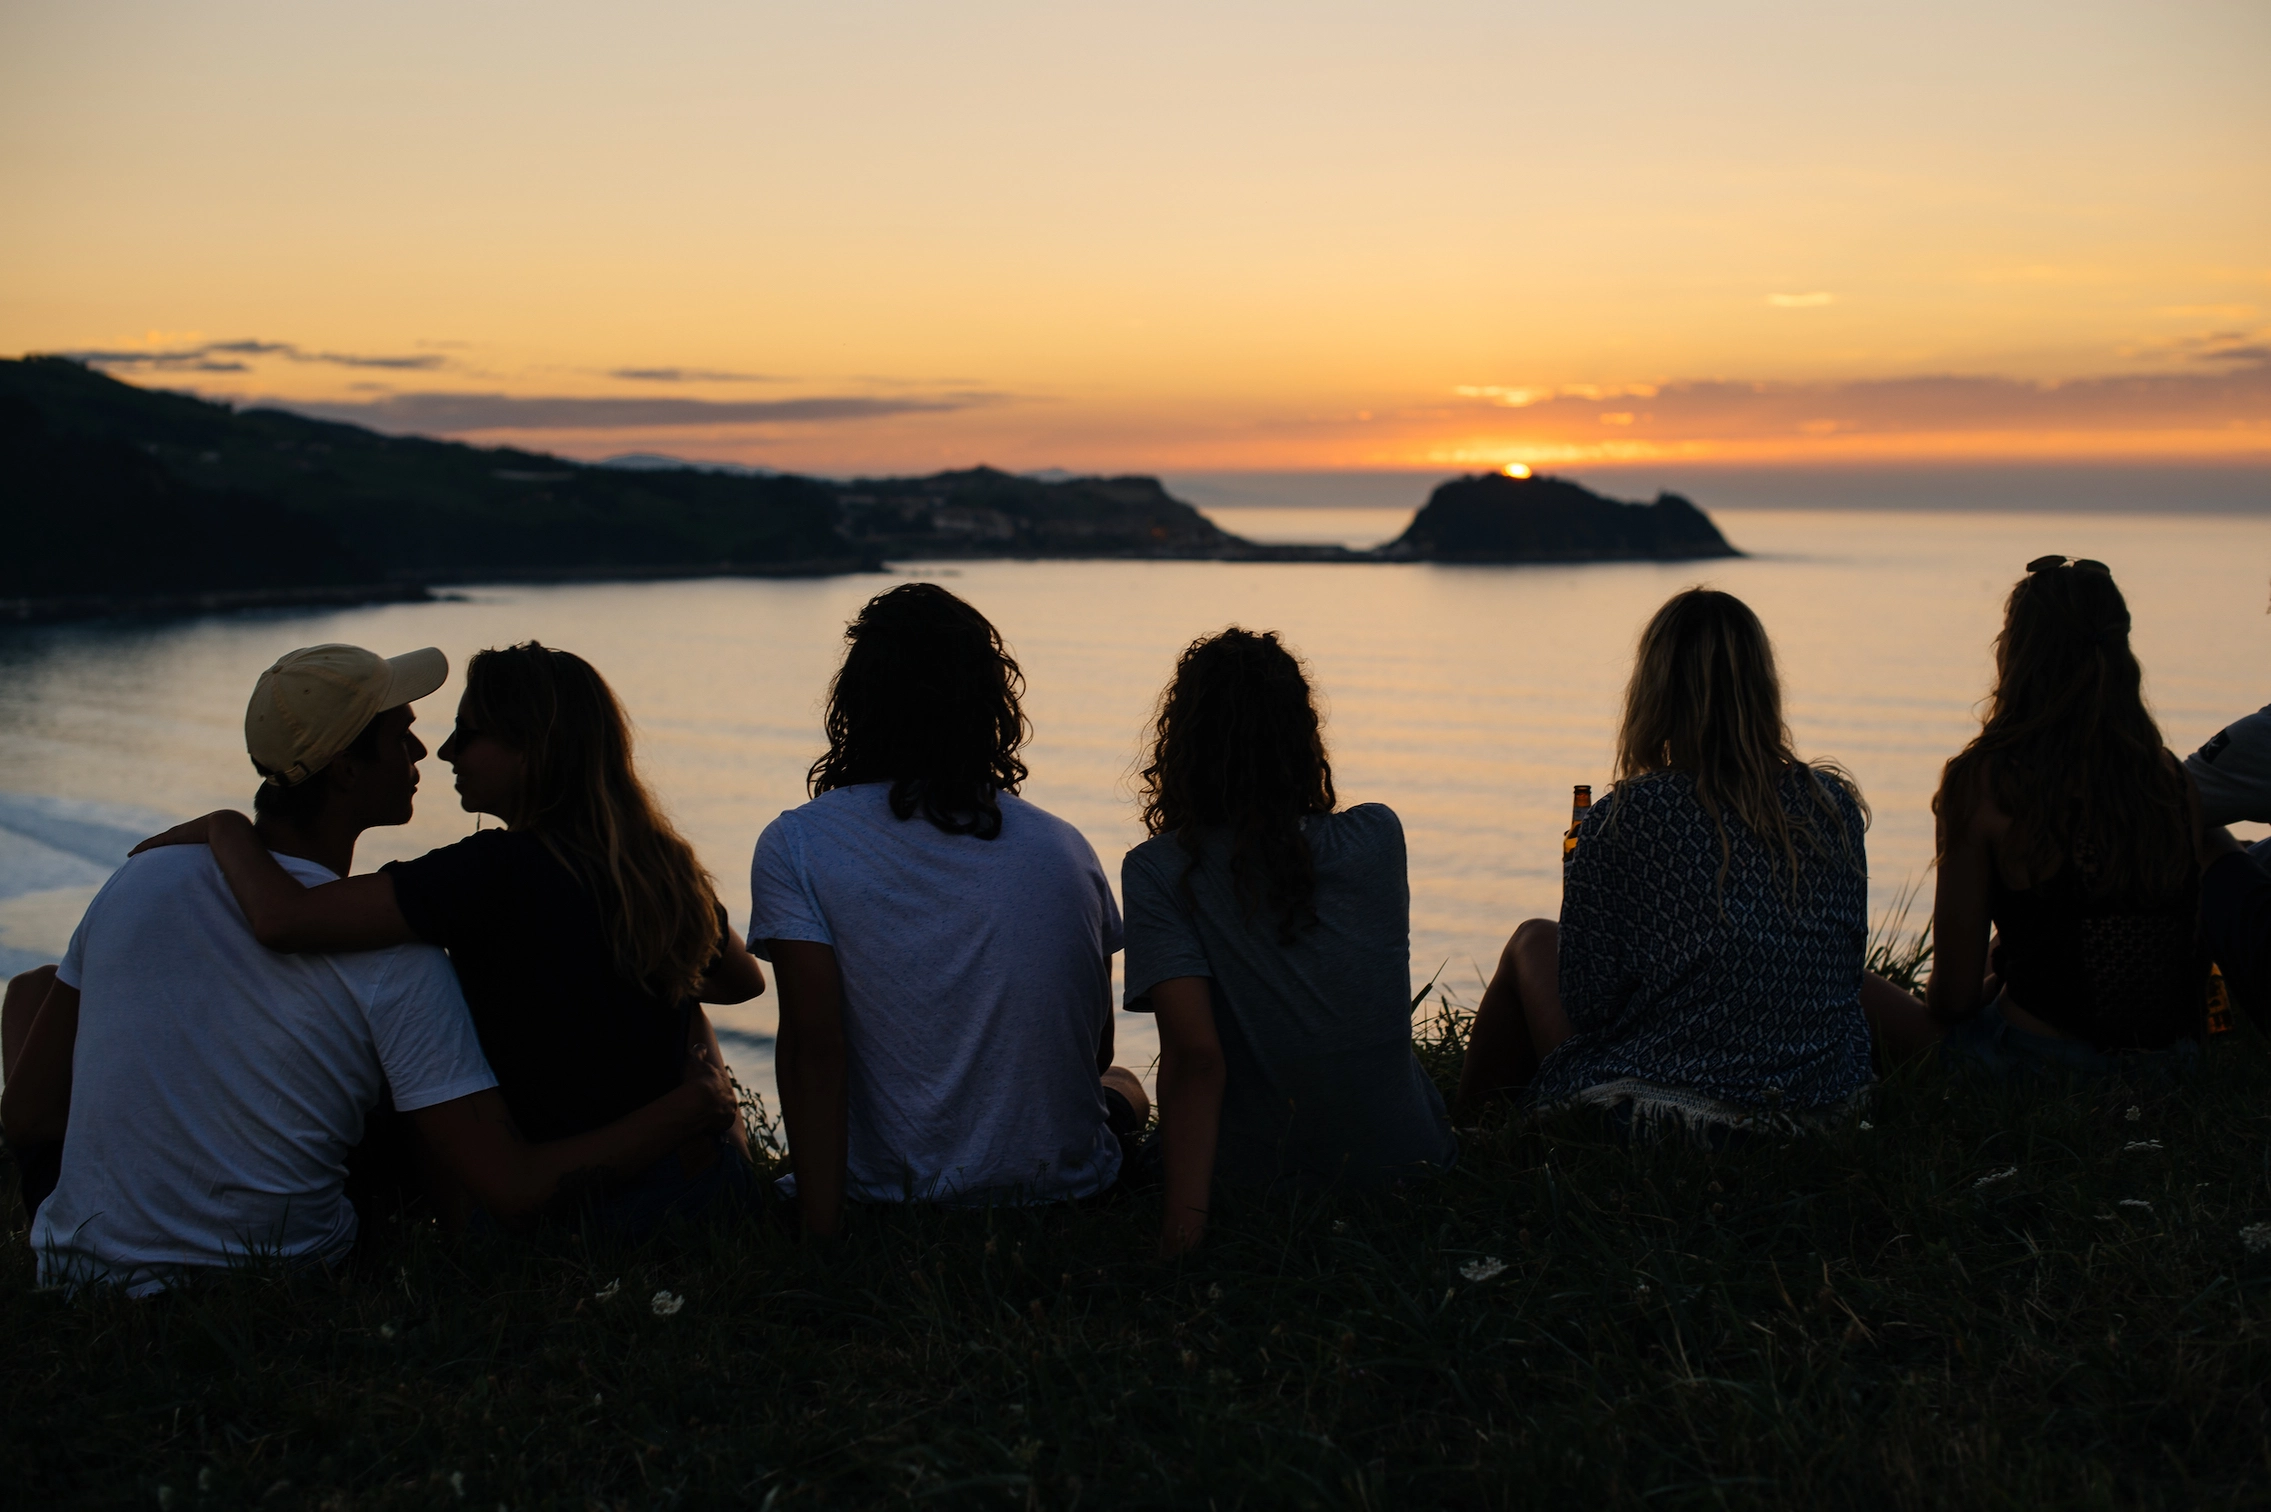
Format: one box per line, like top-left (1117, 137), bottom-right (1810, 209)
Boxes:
top-left (1454, 588), bottom-right (1875, 1132)
top-left (139, 641), bottom-right (767, 1230)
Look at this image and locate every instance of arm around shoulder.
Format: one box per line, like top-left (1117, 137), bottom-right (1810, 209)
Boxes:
top-left (182, 809), bottom-right (415, 952)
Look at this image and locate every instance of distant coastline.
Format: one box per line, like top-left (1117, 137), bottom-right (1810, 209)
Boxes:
top-left (6, 358), bottom-right (1739, 623)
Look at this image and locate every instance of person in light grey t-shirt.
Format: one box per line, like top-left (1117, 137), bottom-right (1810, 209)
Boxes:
top-left (1123, 628), bottom-right (1456, 1258)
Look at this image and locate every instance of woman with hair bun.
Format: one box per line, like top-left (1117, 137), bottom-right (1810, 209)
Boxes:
top-left (1868, 556), bottom-right (2205, 1074)
top-left (1125, 628), bottom-right (1456, 1258)
top-left (751, 583), bottom-right (1143, 1238)
top-left (1455, 588), bottom-right (1875, 1137)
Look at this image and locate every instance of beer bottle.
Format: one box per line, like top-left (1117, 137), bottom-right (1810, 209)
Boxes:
top-left (2206, 963), bottom-right (2234, 1036)
top-left (1562, 784), bottom-right (1591, 863)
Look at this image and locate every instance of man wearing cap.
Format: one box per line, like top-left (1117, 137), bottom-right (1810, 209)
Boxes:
top-left (0, 643), bottom-right (735, 1294)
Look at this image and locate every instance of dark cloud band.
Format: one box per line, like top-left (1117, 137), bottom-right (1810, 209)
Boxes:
top-left (265, 390), bottom-right (1007, 432)
top-left (67, 340), bottom-right (445, 372)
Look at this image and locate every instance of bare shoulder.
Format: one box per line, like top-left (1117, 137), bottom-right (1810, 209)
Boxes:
top-left (1936, 754), bottom-right (2012, 843)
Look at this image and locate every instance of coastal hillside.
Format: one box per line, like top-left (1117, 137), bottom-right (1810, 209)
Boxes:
top-left (2, 360), bottom-right (1745, 618)
top-left (1, 393), bottom-right (381, 600)
top-left (832, 467), bottom-right (1239, 558)
top-left (1384, 470), bottom-right (1739, 562)
top-left (0, 358), bottom-right (851, 596)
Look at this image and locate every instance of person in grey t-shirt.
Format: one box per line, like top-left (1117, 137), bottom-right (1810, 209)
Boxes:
top-left (1123, 628), bottom-right (1457, 1257)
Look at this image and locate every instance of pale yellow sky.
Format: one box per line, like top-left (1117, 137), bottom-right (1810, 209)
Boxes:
top-left (4, 1), bottom-right (2266, 470)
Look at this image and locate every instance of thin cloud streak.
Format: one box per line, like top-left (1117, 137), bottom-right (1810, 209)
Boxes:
top-left (1435, 358), bottom-right (2271, 442)
top-left (265, 389), bottom-right (1011, 433)
top-left (606, 367), bottom-right (784, 383)
top-left (66, 339), bottom-right (446, 372)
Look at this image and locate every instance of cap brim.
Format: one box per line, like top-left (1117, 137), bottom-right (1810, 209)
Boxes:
top-left (380, 647), bottom-right (449, 709)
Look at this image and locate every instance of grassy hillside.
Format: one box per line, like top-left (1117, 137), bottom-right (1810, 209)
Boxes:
top-left (5, 952), bottom-right (2266, 1509)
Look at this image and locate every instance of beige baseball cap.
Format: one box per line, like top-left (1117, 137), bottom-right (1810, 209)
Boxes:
top-left (245, 643), bottom-right (449, 787)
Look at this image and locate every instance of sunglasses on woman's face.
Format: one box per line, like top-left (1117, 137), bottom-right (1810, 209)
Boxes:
top-left (2026, 555), bottom-right (2109, 575)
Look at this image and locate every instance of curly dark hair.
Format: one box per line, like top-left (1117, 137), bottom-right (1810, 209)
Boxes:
top-left (1137, 627), bottom-right (1336, 941)
top-left (1938, 558), bottom-right (2191, 901)
top-left (808, 582), bottom-right (1030, 838)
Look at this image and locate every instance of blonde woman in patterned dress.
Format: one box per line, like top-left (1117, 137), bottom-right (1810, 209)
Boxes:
top-left (1452, 588), bottom-right (1875, 1136)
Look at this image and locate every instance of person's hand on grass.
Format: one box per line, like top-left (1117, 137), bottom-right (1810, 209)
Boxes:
top-left (1158, 1207), bottom-right (1206, 1261)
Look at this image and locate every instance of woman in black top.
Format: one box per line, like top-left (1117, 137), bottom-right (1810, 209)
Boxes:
top-left (144, 642), bottom-right (766, 1219)
top-left (1866, 557), bottom-right (2204, 1073)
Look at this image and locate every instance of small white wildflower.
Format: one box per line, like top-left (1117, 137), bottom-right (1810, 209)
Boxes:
top-left (1331, 1220), bottom-right (1350, 1234)
top-left (593, 1279), bottom-right (620, 1302)
top-left (2240, 1223), bottom-right (2271, 1256)
top-left (1857, 1120), bottom-right (1874, 1131)
top-left (592, 1392), bottom-right (603, 1407)
top-left (2125, 1106), bottom-right (2141, 1122)
top-left (1458, 1257), bottom-right (1508, 1283)
top-left (156, 1488), bottom-right (175, 1511)
top-left (2095, 1213), bottom-right (2116, 1221)
top-left (1634, 1281), bottom-right (1652, 1297)
top-left (2118, 1199), bottom-right (2153, 1212)
top-left (378, 1322), bottom-right (397, 1339)
top-left (450, 1471), bottom-right (466, 1500)
top-left (196, 1470), bottom-right (212, 1494)
top-left (1972, 1166), bottom-right (2018, 1189)
top-left (651, 1289), bottom-right (685, 1317)
top-left (1207, 1283), bottom-right (1222, 1301)
top-left (2122, 1141), bottom-right (2164, 1152)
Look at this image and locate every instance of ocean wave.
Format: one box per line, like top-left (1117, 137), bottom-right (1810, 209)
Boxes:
top-left (0, 793), bottom-right (178, 904)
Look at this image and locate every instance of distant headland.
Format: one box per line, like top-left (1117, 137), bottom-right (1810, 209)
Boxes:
top-left (0, 358), bottom-right (1737, 622)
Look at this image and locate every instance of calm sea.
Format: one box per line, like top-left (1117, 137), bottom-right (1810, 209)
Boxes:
top-left (6, 505), bottom-right (2270, 1100)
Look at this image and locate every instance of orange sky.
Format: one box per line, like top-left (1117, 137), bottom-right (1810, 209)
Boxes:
top-left (4, 1), bottom-right (2266, 473)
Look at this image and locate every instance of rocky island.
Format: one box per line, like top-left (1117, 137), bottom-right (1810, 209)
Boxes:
top-left (1380, 470), bottom-right (1739, 562)
top-left (1, 358), bottom-right (1739, 621)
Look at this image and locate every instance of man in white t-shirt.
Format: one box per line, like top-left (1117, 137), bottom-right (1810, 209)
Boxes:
top-left (750, 585), bottom-right (1146, 1236)
top-left (0, 643), bottom-right (733, 1294)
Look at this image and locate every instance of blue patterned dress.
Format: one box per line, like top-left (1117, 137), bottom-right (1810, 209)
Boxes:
top-left (1528, 767), bottom-right (1875, 1111)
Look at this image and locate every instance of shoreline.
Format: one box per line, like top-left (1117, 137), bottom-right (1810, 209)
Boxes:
top-left (0, 542), bottom-right (1749, 626)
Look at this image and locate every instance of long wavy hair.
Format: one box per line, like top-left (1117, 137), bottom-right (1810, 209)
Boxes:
top-left (462, 642), bottom-right (723, 1004)
top-left (1137, 628), bottom-right (1336, 942)
top-left (1937, 558), bottom-right (2191, 899)
top-left (808, 582), bottom-right (1030, 838)
top-left (1614, 588), bottom-right (1864, 889)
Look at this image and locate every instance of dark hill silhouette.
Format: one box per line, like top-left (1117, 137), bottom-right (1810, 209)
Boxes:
top-left (0, 357), bottom-right (853, 596)
top-left (1, 359), bottom-right (1742, 619)
top-left (1383, 471), bottom-right (1738, 562)
top-left (830, 466), bottom-right (1239, 557)
top-left (0, 394), bottom-right (380, 599)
